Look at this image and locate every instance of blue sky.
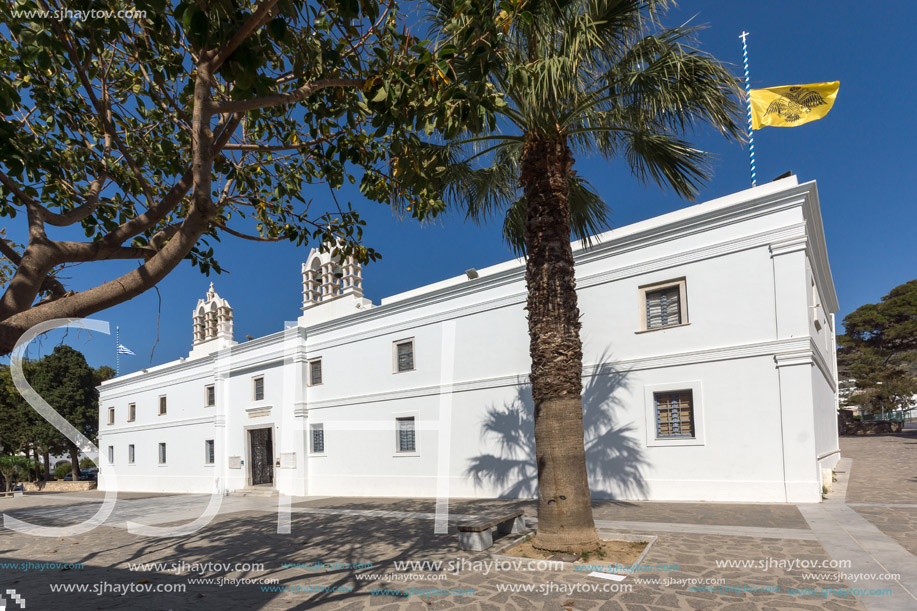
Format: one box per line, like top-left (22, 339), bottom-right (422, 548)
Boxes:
top-left (7, 1), bottom-right (916, 372)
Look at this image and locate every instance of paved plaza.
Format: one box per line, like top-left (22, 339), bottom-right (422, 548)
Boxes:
top-left (1, 431), bottom-right (916, 610)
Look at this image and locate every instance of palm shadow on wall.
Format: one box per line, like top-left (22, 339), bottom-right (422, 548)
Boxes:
top-left (465, 353), bottom-right (648, 499)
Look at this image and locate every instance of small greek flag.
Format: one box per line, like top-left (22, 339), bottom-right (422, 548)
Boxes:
top-left (117, 344), bottom-right (136, 356)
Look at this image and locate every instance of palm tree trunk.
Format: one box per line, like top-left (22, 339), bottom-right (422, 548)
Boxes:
top-left (520, 134), bottom-right (599, 553)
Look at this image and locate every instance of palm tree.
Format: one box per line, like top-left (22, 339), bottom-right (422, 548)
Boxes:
top-left (424, 0), bottom-right (742, 552)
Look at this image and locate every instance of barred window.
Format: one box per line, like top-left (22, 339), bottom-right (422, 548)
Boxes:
top-left (205, 385), bottom-right (215, 407)
top-left (159, 396), bottom-right (167, 415)
top-left (253, 376), bottom-right (265, 401)
top-left (654, 391), bottom-right (694, 438)
top-left (108, 445), bottom-right (114, 464)
top-left (128, 403), bottom-right (136, 422)
top-left (395, 340), bottom-right (414, 373)
top-left (128, 444), bottom-right (135, 464)
top-left (205, 440), bottom-right (215, 464)
top-left (108, 407), bottom-right (115, 425)
top-left (396, 417), bottom-right (416, 453)
top-left (311, 424), bottom-right (324, 454)
top-left (158, 442), bottom-right (167, 464)
top-left (309, 359), bottom-right (323, 386)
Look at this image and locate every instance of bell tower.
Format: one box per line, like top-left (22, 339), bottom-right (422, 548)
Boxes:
top-left (299, 246), bottom-right (373, 326)
top-left (189, 282), bottom-right (237, 358)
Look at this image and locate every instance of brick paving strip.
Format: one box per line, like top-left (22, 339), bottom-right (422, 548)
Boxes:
top-left (848, 504), bottom-right (917, 509)
top-left (591, 519), bottom-right (817, 540)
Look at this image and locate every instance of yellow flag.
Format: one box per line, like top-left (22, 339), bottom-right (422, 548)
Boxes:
top-left (749, 81), bottom-right (839, 129)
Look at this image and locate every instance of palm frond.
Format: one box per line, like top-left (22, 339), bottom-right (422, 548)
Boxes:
top-left (418, 0), bottom-right (741, 247)
top-left (623, 131), bottom-right (711, 199)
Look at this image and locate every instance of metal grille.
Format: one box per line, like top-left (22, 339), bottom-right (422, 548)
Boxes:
top-left (397, 342), bottom-right (414, 372)
top-left (128, 445), bottom-right (135, 464)
top-left (158, 443), bottom-right (167, 464)
top-left (646, 287), bottom-right (681, 329)
top-left (654, 391), bottom-right (694, 438)
top-left (249, 428), bottom-right (273, 485)
top-left (310, 360), bottom-right (323, 385)
top-left (397, 417), bottom-right (416, 452)
top-left (206, 385), bottom-right (215, 406)
top-left (253, 377), bottom-right (264, 401)
top-left (159, 396), bottom-right (167, 415)
top-left (311, 425), bottom-right (324, 453)
top-left (205, 440), bottom-right (214, 464)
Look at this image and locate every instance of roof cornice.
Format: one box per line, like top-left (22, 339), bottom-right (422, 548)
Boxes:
top-left (304, 179), bottom-right (825, 336)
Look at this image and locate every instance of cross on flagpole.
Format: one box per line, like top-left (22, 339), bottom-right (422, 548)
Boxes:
top-left (739, 31), bottom-right (757, 187)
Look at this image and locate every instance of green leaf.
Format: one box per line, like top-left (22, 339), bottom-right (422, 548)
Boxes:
top-left (268, 18), bottom-right (287, 42)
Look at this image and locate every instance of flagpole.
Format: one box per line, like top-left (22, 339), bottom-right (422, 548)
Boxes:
top-left (739, 31), bottom-right (757, 187)
top-left (116, 325), bottom-right (120, 377)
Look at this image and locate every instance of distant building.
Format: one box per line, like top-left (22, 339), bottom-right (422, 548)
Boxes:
top-left (98, 176), bottom-right (840, 503)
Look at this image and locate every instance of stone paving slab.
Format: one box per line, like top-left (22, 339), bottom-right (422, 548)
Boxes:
top-left (9, 431), bottom-right (917, 610)
top-left (838, 430), bottom-right (917, 565)
top-left (295, 497), bottom-right (809, 530)
top-left (0, 505), bottom-right (867, 611)
top-left (850, 506), bottom-right (917, 557)
top-left (840, 430), bottom-right (917, 504)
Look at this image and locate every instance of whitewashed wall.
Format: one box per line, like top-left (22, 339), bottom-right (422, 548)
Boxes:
top-left (99, 176), bottom-right (839, 504)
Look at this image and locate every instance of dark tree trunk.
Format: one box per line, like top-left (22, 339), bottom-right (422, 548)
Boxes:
top-left (519, 134), bottom-right (599, 553)
top-left (23, 442), bottom-right (32, 482)
top-left (32, 446), bottom-right (42, 481)
top-left (43, 449), bottom-right (51, 481)
top-left (68, 443), bottom-right (81, 481)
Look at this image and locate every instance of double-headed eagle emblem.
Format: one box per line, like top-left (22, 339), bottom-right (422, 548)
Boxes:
top-left (764, 86), bottom-right (828, 123)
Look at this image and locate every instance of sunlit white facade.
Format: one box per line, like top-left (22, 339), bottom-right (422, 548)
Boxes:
top-left (98, 176), bottom-right (840, 503)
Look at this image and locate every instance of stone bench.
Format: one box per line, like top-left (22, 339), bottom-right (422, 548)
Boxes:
top-left (457, 510), bottom-right (526, 551)
top-left (0, 491), bottom-right (23, 499)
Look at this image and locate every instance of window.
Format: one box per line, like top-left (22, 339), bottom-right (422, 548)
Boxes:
top-left (158, 443), bottom-right (167, 464)
top-left (654, 391), bottom-right (695, 438)
top-left (205, 384), bottom-right (215, 407)
top-left (159, 395), bottom-right (167, 415)
top-left (811, 278), bottom-right (823, 331)
top-left (128, 403), bottom-right (136, 422)
top-left (394, 339), bottom-right (414, 373)
top-left (108, 445), bottom-right (114, 464)
top-left (639, 278), bottom-right (687, 331)
top-left (309, 358), bottom-right (323, 386)
top-left (107, 407), bottom-right (115, 425)
top-left (205, 440), bottom-right (215, 464)
top-left (396, 417), bottom-right (416, 453)
top-left (128, 444), bottom-right (135, 464)
top-left (310, 423), bottom-right (324, 454)
top-left (253, 376), bottom-right (265, 401)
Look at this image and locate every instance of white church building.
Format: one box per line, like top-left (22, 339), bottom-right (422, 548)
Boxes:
top-left (98, 176), bottom-right (841, 503)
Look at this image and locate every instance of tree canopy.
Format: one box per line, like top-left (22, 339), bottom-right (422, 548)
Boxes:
top-left (0, 0), bottom-right (503, 354)
top-left (1, 344), bottom-right (113, 479)
top-left (423, 0), bottom-right (741, 252)
top-left (838, 279), bottom-right (917, 414)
